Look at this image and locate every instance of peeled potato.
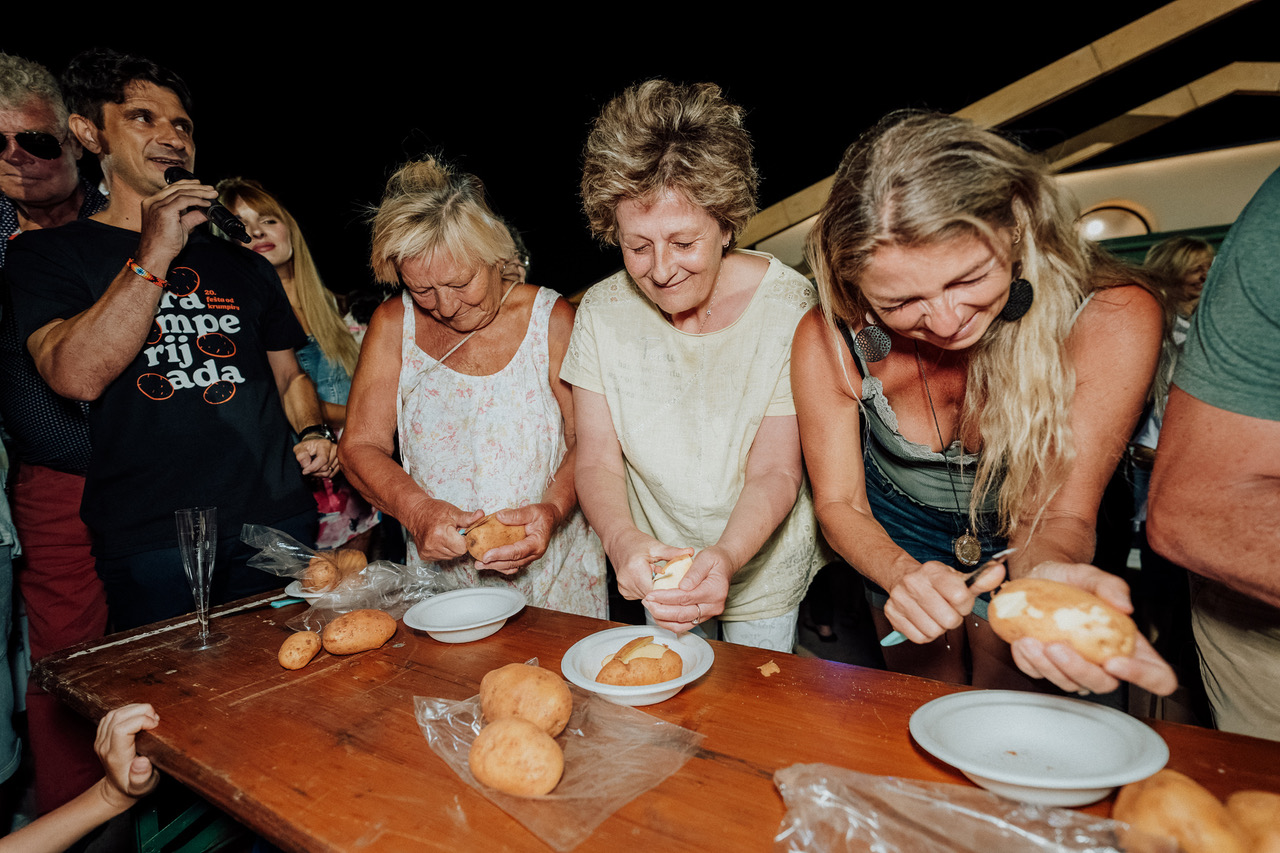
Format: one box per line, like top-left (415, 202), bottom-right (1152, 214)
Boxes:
top-left (989, 578), bottom-right (1137, 664)
top-left (597, 636), bottom-right (683, 685)
top-left (480, 663), bottom-right (573, 737)
top-left (278, 631), bottom-right (322, 670)
top-left (1114, 769), bottom-right (1249, 853)
top-left (652, 554), bottom-right (693, 590)
top-left (468, 717), bottom-right (563, 796)
top-left (321, 609), bottom-right (397, 655)
top-left (465, 515), bottom-right (526, 560)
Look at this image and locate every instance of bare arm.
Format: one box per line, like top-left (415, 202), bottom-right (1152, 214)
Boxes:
top-left (0, 704), bottom-right (159, 853)
top-left (322, 401), bottom-right (347, 433)
top-left (27, 180), bottom-right (218, 400)
top-left (483, 296), bottom-right (581, 573)
top-left (339, 298), bottom-right (480, 560)
top-left (1008, 285), bottom-right (1162, 573)
top-left (1005, 285), bottom-right (1175, 695)
top-left (269, 349), bottom-right (339, 479)
top-left (1148, 386), bottom-right (1280, 607)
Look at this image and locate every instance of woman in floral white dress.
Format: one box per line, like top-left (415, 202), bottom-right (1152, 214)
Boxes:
top-left (340, 158), bottom-right (605, 617)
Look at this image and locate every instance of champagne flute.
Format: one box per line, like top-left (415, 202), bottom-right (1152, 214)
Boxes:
top-left (175, 507), bottom-right (229, 650)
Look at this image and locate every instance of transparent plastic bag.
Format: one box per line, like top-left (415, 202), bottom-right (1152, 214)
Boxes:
top-left (415, 659), bottom-right (704, 852)
top-left (240, 523), bottom-right (447, 629)
top-left (773, 764), bottom-right (1136, 853)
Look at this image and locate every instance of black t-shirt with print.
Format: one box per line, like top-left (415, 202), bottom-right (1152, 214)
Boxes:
top-left (8, 220), bottom-right (313, 557)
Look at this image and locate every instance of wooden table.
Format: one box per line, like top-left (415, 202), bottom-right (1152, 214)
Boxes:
top-left (35, 595), bottom-right (1280, 852)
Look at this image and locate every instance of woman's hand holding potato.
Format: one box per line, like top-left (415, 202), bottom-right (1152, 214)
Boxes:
top-left (471, 503), bottom-right (562, 574)
top-left (884, 559), bottom-right (1006, 645)
top-left (643, 545), bottom-right (733, 633)
top-left (1009, 562), bottom-right (1176, 697)
top-left (403, 495), bottom-right (483, 562)
top-left (607, 530), bottom-right (692, 602)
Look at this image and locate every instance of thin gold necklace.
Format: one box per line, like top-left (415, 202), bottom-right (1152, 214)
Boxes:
top-left (914, 342), bottom-right (981, 566)
top-left (697, 264), bottom-right (723, 333)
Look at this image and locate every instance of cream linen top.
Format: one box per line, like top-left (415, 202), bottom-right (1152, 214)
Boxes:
top-left (560, 251), bottom-right (822, 621)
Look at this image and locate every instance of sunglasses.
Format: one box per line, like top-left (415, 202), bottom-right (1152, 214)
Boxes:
top-left (1, 130), bottom-right (68, 160)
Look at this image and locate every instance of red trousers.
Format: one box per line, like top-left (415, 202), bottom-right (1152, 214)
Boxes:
top-left (12, 464), bottom-right (108, 815)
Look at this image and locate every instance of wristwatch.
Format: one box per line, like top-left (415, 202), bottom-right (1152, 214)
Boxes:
top-left (299, 424), bottom-right (337, 443)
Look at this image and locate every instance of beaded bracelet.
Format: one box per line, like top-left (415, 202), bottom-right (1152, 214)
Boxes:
top-left (126, 258), bottom-right (167, 288)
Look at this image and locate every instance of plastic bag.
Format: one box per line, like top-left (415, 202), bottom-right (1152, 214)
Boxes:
top-left (240, 523), bottom-right (447, 628)
top-left (415, 659), bottom-right (704, 852)
top-left (774, 764), bottom-right (1134, 853)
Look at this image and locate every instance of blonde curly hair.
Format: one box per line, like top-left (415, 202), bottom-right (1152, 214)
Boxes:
top-left (581, 79), bottom-right (758, 250)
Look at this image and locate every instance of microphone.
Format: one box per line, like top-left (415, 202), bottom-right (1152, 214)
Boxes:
top-left (163, 167), bottom-right (250, 243)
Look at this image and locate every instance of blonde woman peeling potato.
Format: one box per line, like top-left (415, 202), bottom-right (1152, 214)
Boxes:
top-left (563, 81), bottom-right (823, 652)
top-left (793, 112), bottom-right (1176, 696)
top-left (340, 158), bottom-right (605, 617)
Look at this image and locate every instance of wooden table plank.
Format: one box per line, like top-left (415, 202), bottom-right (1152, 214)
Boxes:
top-left (35, 595), bottom-right (1280, 852)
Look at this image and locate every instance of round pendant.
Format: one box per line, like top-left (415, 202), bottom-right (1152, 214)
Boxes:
top-left (953, 533), bottom-right (981, 567)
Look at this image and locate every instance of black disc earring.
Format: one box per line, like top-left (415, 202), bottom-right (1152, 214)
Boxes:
top-left (852, 324), bottom-right (892, 362)
top-left (1001, 276), bottom-right (1034, 322)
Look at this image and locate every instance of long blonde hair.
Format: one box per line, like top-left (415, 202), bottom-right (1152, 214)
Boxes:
top-left (808, 111), bottom-right (1101, 537)
top-left (216, 178), bottom-right (359, 376)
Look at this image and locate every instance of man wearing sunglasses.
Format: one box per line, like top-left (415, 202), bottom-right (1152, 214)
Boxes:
top-left (7, 49), bottom-right (334, 647)
top-left (0, 53), bottom-right (104, 255)
top-left (0, 52), bottom-right (110, 820)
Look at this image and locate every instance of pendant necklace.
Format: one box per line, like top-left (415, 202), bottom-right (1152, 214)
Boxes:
top-left (914, 342), bottom-right (981, 566)
top-left (697, 263), bottom-right (725, 333)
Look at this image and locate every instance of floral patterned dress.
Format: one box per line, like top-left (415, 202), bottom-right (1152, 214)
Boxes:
top-left (396, 288), bottom-right (606, 617)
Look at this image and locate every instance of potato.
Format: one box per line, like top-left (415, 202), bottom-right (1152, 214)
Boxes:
top-left (278, 631), bottom-right (322, 670)
top-left (329, 548), bottom-right (368, 575)
top-left (1227, 790), bottom-right (1280, 853)
top-left (989, 578), bottom-right (1137, 664)
top-left (597, 636), bottom-right (683, 685)
top-left (480, 663), bottom-right (573, 737)
top-left (652, 554), bottom-right (693, 590)
top-left (302, 556), bottom-right (339, 592)
top-left (468, 717), bottom-right (563, 797)
top-left (465, 515), bottom-right (525, 560)
top-left (1114, 769), bottom-right (1249, 853)
top-left (321, 609), bottom-right (397, 655)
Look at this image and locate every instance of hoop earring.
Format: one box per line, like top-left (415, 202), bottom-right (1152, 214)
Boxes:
top-left (852, 322), bottom-right (892, 362)
top-left (1001, 269), bottom-right (1034, 322)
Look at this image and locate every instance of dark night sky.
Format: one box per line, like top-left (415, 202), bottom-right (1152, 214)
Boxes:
top-left (10, 3), bottom-right (1277, 300)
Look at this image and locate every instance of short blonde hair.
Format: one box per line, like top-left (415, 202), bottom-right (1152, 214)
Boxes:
top-left (369, 158), bottom-right (514, 285)
top-left (581, 80), bottom-right (758, 249)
